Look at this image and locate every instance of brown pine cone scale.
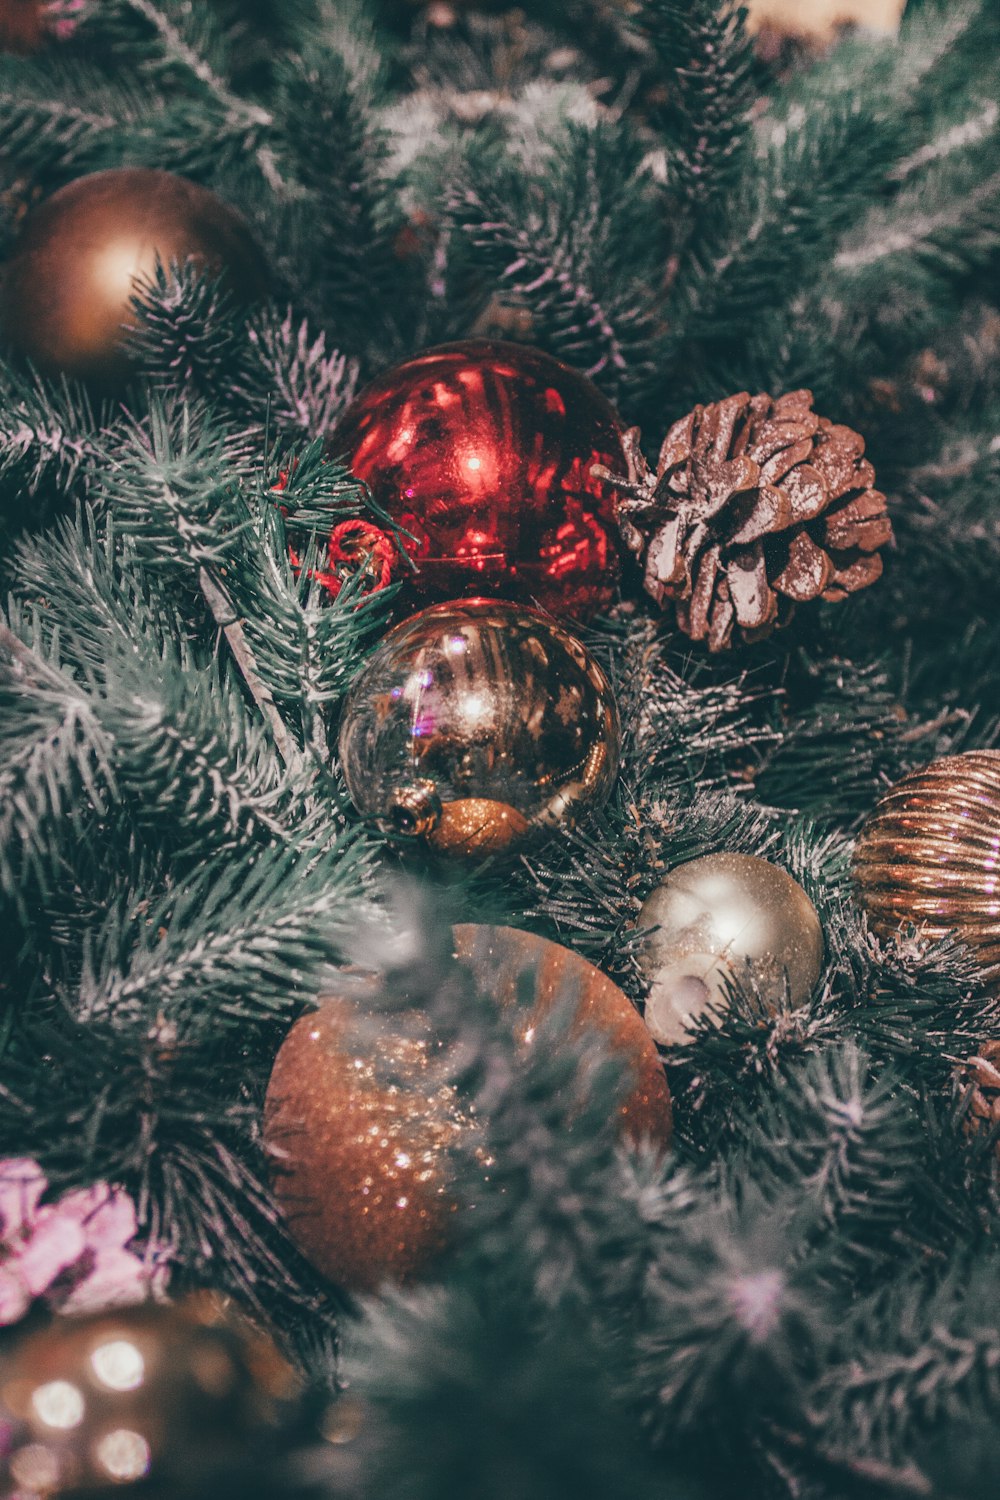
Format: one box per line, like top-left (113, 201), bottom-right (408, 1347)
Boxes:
top-left (600, 390), bottom-right (893, 651)
top-left (963, 1041), bottom-right (1000, 1154)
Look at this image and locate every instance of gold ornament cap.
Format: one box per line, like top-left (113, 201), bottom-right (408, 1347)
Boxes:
top-left (637, 852), bottom-right (823, 1045)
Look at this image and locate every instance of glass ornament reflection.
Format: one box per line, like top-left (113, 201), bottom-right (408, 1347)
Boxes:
top-left (0, 1297), bottom-right (304, 1498)
top-left (338, 598), bottom-right (621, 859)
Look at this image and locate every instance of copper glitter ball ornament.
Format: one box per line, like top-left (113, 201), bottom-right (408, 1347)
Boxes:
top-left (453, 924), bottom-right (673, 1147)
top-left (853, 751), bottom-right (1000, 981)
top-left (0, 168), bottom-right (268, 386)
top-left (263, 924), bottom-right (671, 1293)
top-left (330, 339), bottom-right (626, 620)
top-left (264, 998), bottom-right (470, 1295)
top-left (337, 598), bottom-right (621, 859)
top-left (637, 853), bottom-right (823, 1046)
top-left (0, 1296), bottom-right (304, 1498)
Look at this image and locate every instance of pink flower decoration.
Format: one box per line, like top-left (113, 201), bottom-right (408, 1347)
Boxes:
top-left (0, 1159), bottom-right (46, 1240)
top-left (0, 1158), bottom-right (170, 1326)
top-left (41, 0), bottom-right (89, 41)
top-left (0, 1267), bottom-right (31, 1326)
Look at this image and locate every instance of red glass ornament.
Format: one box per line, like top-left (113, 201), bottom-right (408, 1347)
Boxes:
top-left (331, 339), bottom-right (626, 619)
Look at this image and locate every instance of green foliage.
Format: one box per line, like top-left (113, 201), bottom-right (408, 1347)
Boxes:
top-left (736, 1042), bottom-right (923, 1273)
top-left (449, 119), bottom-right (664, 401)
top-left (635, 0), bottom-right (755, 205)
top-left (0, 607), bottom-right (116, 907)
top-left (273, 45), bottom-right (409, 355)
top-left (344, 1288), bottom-right (686, 1500)
top-left (0, 362), bottom-right (114, 534)
top-left (662, 0), bottom-right (999, 404)
top-left (125, 262), bottom-right (254, 398)
top-left (97, 398), bottom-right (252, 576)
top-left (813, 1258), bottom-right (1000, 1467)
top-left (636, 1189), bottom-right (820, 1440)
top-left (1, 2), bottom-right (1000, 1498)
top-left (236, 310), bottom-right (360, 437)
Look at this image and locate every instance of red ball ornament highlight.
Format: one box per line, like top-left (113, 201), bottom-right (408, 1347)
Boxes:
top-left (331, 339), bottom-right (627, 620)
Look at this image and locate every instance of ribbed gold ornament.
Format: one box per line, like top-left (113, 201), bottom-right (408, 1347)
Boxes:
top-left (852, 750), bottom-right (1000, 979)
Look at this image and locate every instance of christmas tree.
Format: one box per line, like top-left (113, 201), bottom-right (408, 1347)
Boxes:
top-left (1, 1), bottom-right (1000, 1496)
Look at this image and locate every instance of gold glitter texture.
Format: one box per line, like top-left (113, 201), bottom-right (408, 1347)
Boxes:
top-left (426, 798), bottom-right (531, 855)
top-left (264, 1002), bottom-right (468, 1293)
top-left (265, 925), bottom-right (672, 1292)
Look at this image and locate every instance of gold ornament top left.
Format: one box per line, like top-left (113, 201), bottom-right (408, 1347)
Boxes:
top-left (0, 168), bottom-right (268, 387)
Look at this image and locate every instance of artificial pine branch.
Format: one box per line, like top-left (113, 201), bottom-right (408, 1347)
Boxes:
top-left (0, 60), bottom-right (152, 179)
top-left (196, 561), bottom-right (303, 771)
top-left (344, 1286), bottom-right (682, 1500)
top-left (634, 1187), bottom-right (819, 1441)
top-left (0, 612), bottom-right (115, 905)
top-left (811, 1259), bottom-right (1000, 1467)
top-left (736, 1042), bottom-right (923, 1274)
top-left (4, 517), bottom-right (340, 878)
top-left (449, 119), bottom-right (662, 399)
top-left (126, 262), bottom-right (253, 396)
top-left (635, 0), bottom-right (755, 207)
top-left (0, 361), bottom-right (112, 506)
top-left (237, 312), bottom-right (360, 436)
top-left (833, 159), bottom-right (1000, 330)
top-left (752, 651), bottom-right (934, 823)
top-left (274, 31), bottom-right (410, 355)
top-left (227, 496), bottom-right (395, 759)
top-left (0, 2), bottom-right (998, 1496)
top-left (663, 2), bottom-right (990, 398)
top-left (113, 0), bottom-right (287, 193)
top-left (87, 399), bottom-right (309, 765)
top-left (73, 840), bottom-right (373, 1030)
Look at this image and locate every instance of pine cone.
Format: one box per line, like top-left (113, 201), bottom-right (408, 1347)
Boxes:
top-left (602, 390), bottom-right (893, 651)
top-left (964, 1041), bottom-right (1000, 1143)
